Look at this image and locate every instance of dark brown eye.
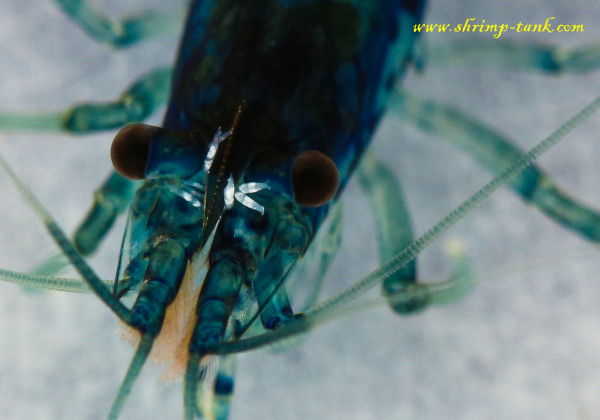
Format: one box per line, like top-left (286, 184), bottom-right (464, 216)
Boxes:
top-left (110, 123), bottom-right (155, 180)
top-left (292, 150), bottom-right (339, 207)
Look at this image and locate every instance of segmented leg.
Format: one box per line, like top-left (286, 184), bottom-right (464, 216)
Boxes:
top-left (0, 154), bottom-right (193, 419)
top-left (251, 258), bottom-right (297, 330)
top-left (52, 0), bottom-right (184, 47)
top-left (185, 250), bottom-right (246, 420)
top-left (196, 356), bottom-right (237, 420)
top-left (356, 150), bottom-right (422, 314)
top-left (299, 201), bottom-right (344, 310)
top-left (74, 171), bottom-right (140, 255)
top-left (5, 68), bottom-right (171, 275)
top-left (32, 170), bottom-right (139, 278)
top-left (393, 91), bottom-right (600, 243)
top-left (0, 66), bottom-right (172, 133)
top-left (426, 39), bottom-right (600, 74)
top-left (1, 67), bottom-right (171, 273)
top-left (194, 94), bottom-right (600, 357)
top-left (357, 150), bottom-right (477, 314)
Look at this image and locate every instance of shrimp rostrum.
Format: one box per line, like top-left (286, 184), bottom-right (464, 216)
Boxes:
top-left (2, 0), bottom-right (600, 419)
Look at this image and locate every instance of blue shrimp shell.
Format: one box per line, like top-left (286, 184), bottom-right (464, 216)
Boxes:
top-left (0, 0), bottom-right (599, 419)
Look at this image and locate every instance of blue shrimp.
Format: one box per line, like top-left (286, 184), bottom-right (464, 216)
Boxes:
top-left (1, 0), bottom-right (600, 420)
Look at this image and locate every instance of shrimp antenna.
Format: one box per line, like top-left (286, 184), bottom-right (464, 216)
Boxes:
top-left (204, 92), bottom-right (600, 355)
top-left (0, 153), bottom-right (133, 323)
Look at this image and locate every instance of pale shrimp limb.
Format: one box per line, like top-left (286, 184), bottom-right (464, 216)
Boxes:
top-left (0, 152), bottom-right (133, 322)
top-left (0, 66), bottom-right (171, 272)
top-left (184, 252), bottom-right (248, 420)
top-left (426, 39), bottom-right (600, 74)
top-left (0, 66), bottom-right (171, 132)
top-left (73, 172), bottom-right (141, 255)
top-left (299, 201), bottom-right (344, 311)
top-left (393, 91), bottom-right (600, 243)
top-left (356, 150), bottom-right (429, 314)
top-left (29, 172), bottom-right (139, 277)
top-left (210, 272), bottom-right (473, 356)
top-left (196, 356), bottom-right (237, 420)
top-left (0, 148), bottom-right (188, 419)
top-left (202, 92), bottom-right (600, 356)
top-left (251, 263), bottom-right (297, 331)
top-left (52, 0), bottom-right (185, 47)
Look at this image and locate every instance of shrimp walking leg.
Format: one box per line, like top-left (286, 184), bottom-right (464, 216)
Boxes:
top-left (299, 202), bottom-right (344, 310)
top-left (202, 94), bottom-right (600, 357)
top-left (197, 356), bottom-right (237, 420)
top-left (10, 65), bottom-right (171, 273)
top-left (357, 150), bottom-right (474, 314)
top-left (31, 169), bottom-right (139, 277)
top-left (392, 92), bottom-right (600, 243)
top-left (73, 171), bottom-right (140, 255)
top-left (185, 252), bottom-right (247, 420)
top-left (52, 0), bottom-right (184, 47)
top-left (30, 170), bottom-right (137, 277)
top-left (356, 150), bottom-right (421, 313)
top-left (0, 66), bottom-right (171, 133)
top-left (0, 155), bottom-right (200, 418)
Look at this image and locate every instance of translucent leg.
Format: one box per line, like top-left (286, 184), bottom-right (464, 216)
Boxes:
top-left (197, 356), bottom-right (237, 420)
top-left (0, 173), bottom-right (132, 288)
top-left (200, 94), bottom-right (600, 356)
top-left (0, 153), bottom-right (132, 320)
top-left (30, 170), bottom-right (140, 277)
top-left (7, 67), bottom-right (171, 272)
top-left (357, 150), bottom-right (476, 314)
top-left (0, 66), bottom-right (172, 133)
top-left (52, 0), bottom-right (184, 47)
top-left (393, 91), bottom-right (600, 243)
top-left (74, 171), bottom-right (140, 255)
top-left (426, 39), bottom-right (600, 74)
top-left (356, 150), bottom-right (422, 314)
top-left (252, 260), bottom-right (297, 330)
top-left (3, 66), bottom-right (163, 272)
top-left (185, 253), bottom-right (246, 420)
top-left (300, 202), bottom-right (344, 310)
top-left (0, 154), bottom-right (189, 420)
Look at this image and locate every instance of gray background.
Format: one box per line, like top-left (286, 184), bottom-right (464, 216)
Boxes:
top-left (1, 0), bottom-right (600, 419)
